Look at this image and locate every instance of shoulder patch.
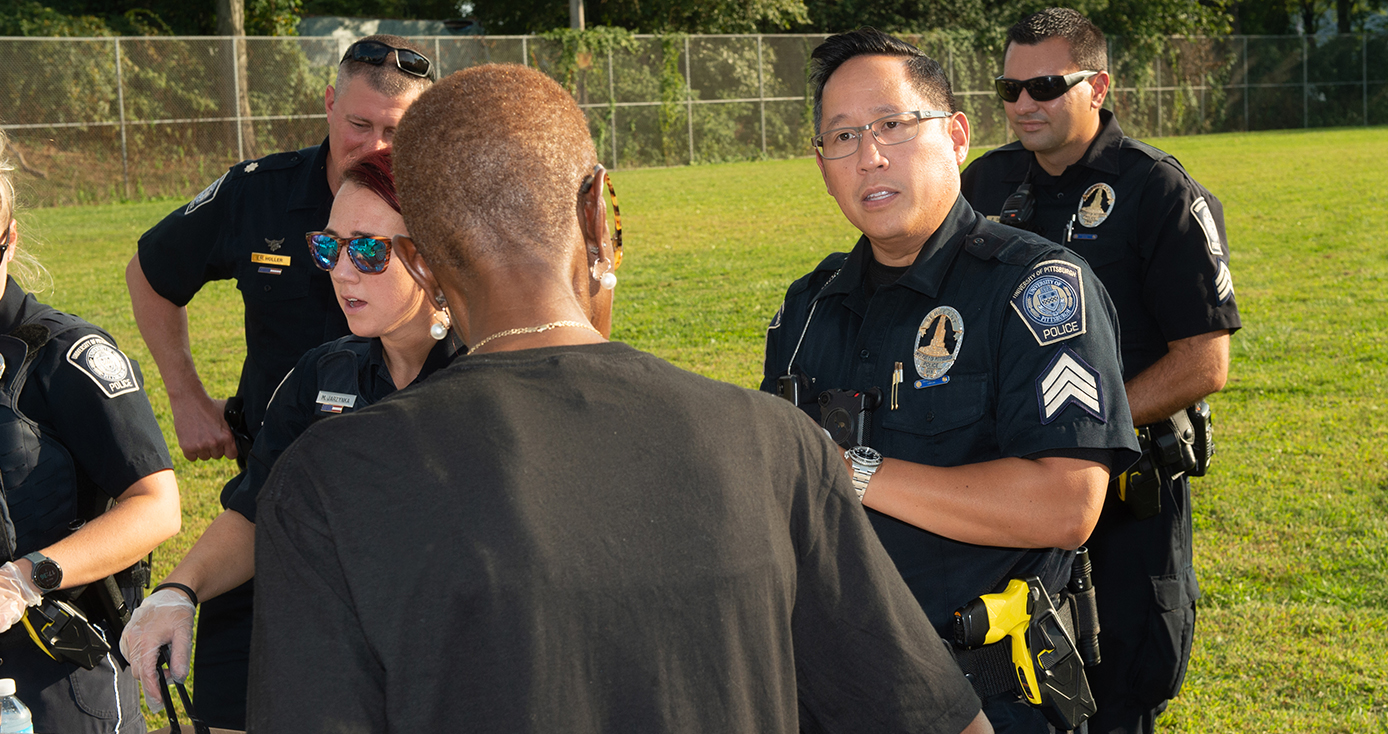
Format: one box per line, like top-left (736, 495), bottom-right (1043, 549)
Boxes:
top-left (767, 303), bottom-right (784, 331)
top-left (1191, 197), bottom-right (1223, 256)
top-left (65, 335), bottom-right (138, 398)
top-left (1010, 259), bottom-right (1087, 346)
top-left (1037, 346), bottom-right (1105, 424)
top-left (185, 172), bottom-right (227, 215)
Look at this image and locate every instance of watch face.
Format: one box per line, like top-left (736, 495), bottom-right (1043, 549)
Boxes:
top-left (849, 446), bottom-right (883, 466)
top-left (32, 559), bottom-right (62, 591)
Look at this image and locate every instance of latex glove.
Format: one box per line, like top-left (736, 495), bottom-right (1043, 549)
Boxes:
top-left (119, 588), bottom-right (196, 713)
top-left (0, 561), bottom-right (44, 633)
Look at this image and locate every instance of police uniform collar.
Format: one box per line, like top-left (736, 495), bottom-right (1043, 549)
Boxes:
top-left (367, 332), bottom-right (465, 387)
top-left (1075, 108), bottom-right (1124, 176)
top-left (814, 195), bottom-right (976, 303)
top-left (0, 277), bottom-right (43, 334)
top-left (287, 138), bottom-right (334, 212)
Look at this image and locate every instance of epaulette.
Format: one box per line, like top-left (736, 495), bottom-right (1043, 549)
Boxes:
top-left (786, 251), bottom-right (850, 298)
top-left (973, 140), bottom-right (1027, 162)
top-left (226, 149), bottom-right (306, 180)
top-left (964, 219), bottom-right (1061, 267)
top-left (1119, 137), bottom-right (1180, 169)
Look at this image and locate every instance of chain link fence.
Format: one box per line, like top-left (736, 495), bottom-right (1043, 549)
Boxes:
top-left (2, 32), bottom-right (1385, 208)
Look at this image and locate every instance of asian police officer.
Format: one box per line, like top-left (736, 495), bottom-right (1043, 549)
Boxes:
top-left (123, 35), bottom-right (434, 729)
top-left (959, 9), bottom-right (1241, 734)
top-left (762, 28), bottom-right (1139, 732)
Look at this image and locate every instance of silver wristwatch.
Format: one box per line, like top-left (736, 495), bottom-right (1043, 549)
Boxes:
top-left (844, 446), bottom-right (884, 501)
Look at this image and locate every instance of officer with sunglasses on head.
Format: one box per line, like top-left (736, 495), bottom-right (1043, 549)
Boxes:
top-left (960, 9), bottom-right (1241, 734)
top-left (124, 34), bottom-right (435, 730)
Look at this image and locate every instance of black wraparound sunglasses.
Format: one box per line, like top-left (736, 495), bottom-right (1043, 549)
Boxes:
top-left (341, 40), bottom-right (434, 80)
top-left (994, 70), bottom-right (1099, 103)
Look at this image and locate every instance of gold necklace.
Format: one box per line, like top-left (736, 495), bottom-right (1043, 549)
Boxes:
top-left (469, 320), bottom-right (601, 353)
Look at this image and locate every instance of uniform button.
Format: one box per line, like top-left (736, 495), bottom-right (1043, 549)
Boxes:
top-left (1057, 192), bottom-right (1065, 199)
top-left (859, 349), bottom-right (870, 360)
top-left (263, 285), bottom-right (272, 291)
top-left (973, 237), bottom-right (984, 245)
top-left (926, 411), bottom-right (935, 421)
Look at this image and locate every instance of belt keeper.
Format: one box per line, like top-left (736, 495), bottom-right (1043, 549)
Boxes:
top-left (153, 582), bottom-right (199, 607)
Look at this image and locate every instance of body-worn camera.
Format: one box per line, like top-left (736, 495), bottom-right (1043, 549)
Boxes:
top-left (999, 183), bottom-right (1036, 230)
top-left (818, 388), bottom-right (882, 449)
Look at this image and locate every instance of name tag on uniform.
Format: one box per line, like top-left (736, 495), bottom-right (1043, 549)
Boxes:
top-left (316, 390), bottom-right (357, 413)
top-left (251, 252), bottom-right (292, 267)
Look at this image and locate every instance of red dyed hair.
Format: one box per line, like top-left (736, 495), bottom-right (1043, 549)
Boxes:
top-left (342, 150), bottom-right (400, 214)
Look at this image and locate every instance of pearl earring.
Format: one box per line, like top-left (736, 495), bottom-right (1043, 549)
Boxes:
top-left (600, 271), bottom-right (617, 290)
top-left (430, 321), bottom-right (448, 340)
top-left (430, 293), bottom-right (450, 340)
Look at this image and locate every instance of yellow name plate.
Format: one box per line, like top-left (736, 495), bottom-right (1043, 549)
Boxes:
top-left (251, 252), bottom-right (291, 266)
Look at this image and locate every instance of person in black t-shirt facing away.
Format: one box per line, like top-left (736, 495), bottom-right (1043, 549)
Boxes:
top-left (120, 150), bottom-right (460, 720)
top-left (245, 64), bottom-right (993, 734)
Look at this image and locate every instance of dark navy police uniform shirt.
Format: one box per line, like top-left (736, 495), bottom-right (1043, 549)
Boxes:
top-left (761, 196), bottom-right (1139, 635)
top-left (1, 277), bottom-right (173, 515)
top-left (960, 110), bottom-right (1241, 381)
top-left (137, 139), bottom-right (351, 436)
top-left (224, 333), bottom-right (462, 523)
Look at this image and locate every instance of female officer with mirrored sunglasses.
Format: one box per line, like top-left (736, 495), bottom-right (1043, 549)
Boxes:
top-left (0, 131), bottom-right (182, 733)
top-left (119, 150), bottom-right (463, 720)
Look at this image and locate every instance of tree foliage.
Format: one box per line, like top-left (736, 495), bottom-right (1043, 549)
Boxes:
top-left (472, 0), bottom-right (809, 35)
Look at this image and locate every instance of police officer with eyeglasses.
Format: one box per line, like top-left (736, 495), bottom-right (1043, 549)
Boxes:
top-left (763, 27), bottom-right (1140, 732)
top-left (124, 34), bottom-right (434, 729)
top-left (960, 9), bottom-right (1241, 734)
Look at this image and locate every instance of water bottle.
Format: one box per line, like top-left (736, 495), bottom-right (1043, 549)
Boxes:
top-left (0, 678), bottom-right (33, 734)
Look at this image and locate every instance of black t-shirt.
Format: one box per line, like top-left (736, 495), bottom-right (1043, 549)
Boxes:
top-left (223, 333), bottom-right (462, 521)
top-left (961, 110), bottom-right (1241, 379)
top-left (250, 342), bottom-right (980, 733)
top-left (137, 140), bottom-right (350, 434)
top-left (761, 197), bottom-right (1140, 634)
top-left (0, 277), bottom-right (173, 553)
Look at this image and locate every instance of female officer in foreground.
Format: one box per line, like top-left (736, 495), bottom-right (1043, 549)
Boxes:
top-left (0, 132), bottom-right (181, 731)
top-left (119, 150), bottom-right (459, 715)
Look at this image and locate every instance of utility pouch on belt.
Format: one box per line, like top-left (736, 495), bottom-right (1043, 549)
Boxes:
top-left (1110, 402), bottom-right (1214, 519)
top-left (951, 568), bottom-right (1098, 731)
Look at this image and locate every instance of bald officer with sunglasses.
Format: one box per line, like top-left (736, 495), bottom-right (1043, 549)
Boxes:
top-left (124, 35), bottom-right (434, 730)
top-left (960, 9), bottom-right (1240, 734)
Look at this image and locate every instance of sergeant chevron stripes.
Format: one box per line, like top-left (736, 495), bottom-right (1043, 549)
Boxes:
top-left (1214, 261), bottom-right (1234, 304)
top-left (1036, 346), bottom-right (1105, 424)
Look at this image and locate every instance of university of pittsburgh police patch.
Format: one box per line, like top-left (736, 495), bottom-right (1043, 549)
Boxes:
top-left (1010, 260), bottom-right (1087, 346)
top-left (66, 335), bottom-right (138, 398)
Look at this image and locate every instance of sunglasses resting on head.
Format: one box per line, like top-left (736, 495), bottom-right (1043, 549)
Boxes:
top-left (341, 40), bottom-right (434, 81)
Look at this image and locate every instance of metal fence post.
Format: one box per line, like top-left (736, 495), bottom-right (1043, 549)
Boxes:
top-left (1364, 33), bottom-right (1369, 126)
top-left (757, 35), bottom-right (766, 156)
top-left (1243, 36), bottom-right (1249, 130)
top-left (685, 36), bottom-right (694, 165)
top-left (231, 37), bottom-right (245, 161)
top-left (521, 37), bottom-right (528, 66)
top-left (434, 38), bottom-right (441, 74)
top-left (1302, 35), bottom-right (1308, 129)
top-left (608, 48), bottom-right (618, 168)
top-left (1156, 44), bottom-right (1163, 137)
top-left (114, 38), bottom-right (130, 200)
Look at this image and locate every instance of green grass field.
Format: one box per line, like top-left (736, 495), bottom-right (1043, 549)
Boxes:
top-left (18, 125), bottom-right (1388, 731)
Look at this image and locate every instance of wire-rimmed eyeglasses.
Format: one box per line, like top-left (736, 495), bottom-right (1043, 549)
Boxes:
top-left (812, 110), bottom-right (951, 160)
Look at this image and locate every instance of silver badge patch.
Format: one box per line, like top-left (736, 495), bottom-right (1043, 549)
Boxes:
top-left (913, 306), bottom-right (964, 389)
top-left (245, 161), bottom-right (260, 173)
top-left (66, 335), bottom-right (138, 398)
top-left (265, 238), bottom-right (284, 252)
top-left (1077, 183), bottom-right (1115, 228)
top-left (1191, 197), bottom-right (1223, 256)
